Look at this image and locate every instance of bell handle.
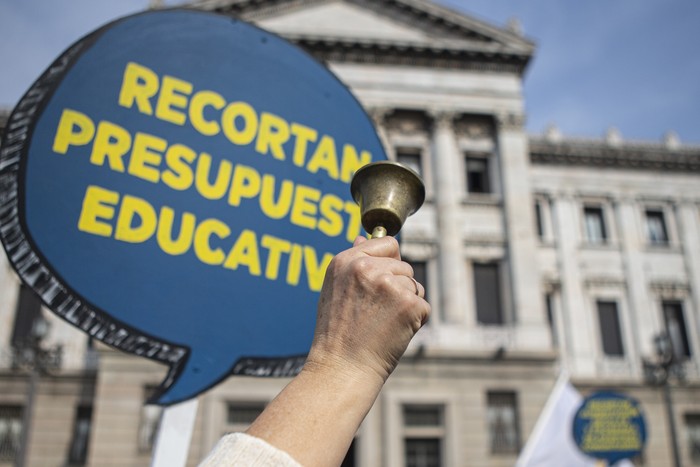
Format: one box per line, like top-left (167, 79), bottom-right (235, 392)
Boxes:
top-left (371, 226), bottom-right (388, 238)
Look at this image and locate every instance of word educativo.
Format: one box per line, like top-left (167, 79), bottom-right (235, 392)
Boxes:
top-left (77, 184), bottom-right (331, 292)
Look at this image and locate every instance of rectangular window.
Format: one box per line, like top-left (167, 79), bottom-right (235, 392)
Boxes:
top-left (466, 156), bottom-right (490, 194)
top-left (685, 413), bottom-right (700, 464)
top-left (0, 405), bottom-right (22, 462)
top-left (67, 406), bottom-right (92, 466)
top-left (487, 392), bottom-right (520, 454)
top-left (474, 263), bottom-right (503, 325)
top-left (663, 301), bottom-right (691, 359)
top-left (403, 405), bottom-right (444, 467)
top-left (11, 284), bottom-right (43, 348)
top-left (597, 301), bottom-right (625, 356)
top-left (646, 209), bottom-right (669, 245)
top-left (397, 149), bottom-right (423, 178)
top-left (534, 201), bottom-right (545, 239)
top-left (584, 206), bottom-right (607, 244)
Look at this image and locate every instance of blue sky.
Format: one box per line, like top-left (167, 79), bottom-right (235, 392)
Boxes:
top-left (1, 0), bottom-right (698, 143)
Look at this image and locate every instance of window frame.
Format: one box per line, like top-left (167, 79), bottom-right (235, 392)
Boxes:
top-left (596, 300), bottom-right (625, 357)
top-left (486, 391), bottom-right (521, 455)
top-left (464, 153), bottom-right (491, 195)
top-left (645, 208), bottom-right (670, 245)
top-left (402, 404), bottom-right (446, 467)
top-left (67, 405), bottom-right (92, 466)
top-left (583, 205), bottom-right (608, 245)
top-left (662, 300), bottom-right (692, 360)
top-left (396, 147), bottom-right (424, 179)
top-left (473, 262), bottom-right (504, 326)
top-left (532, 195), bottom-right (555, 244)
top-left (11, 284), bottom-right (43, 348)
top-left (0, 405), bottom-right (23, 463)
top-left (685, 413), bottom-right (700, 465)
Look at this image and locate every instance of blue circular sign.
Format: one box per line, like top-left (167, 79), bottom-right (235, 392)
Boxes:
top-left (0, 9), bottom-right (386, 404)
top-left (573, 391), bottom-right (647, 464)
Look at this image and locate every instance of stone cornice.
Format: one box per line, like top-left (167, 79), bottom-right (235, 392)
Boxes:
top-left (529, 137), bottom-right (700, 173)
top-left (289, 36), bottom-right (529, 73)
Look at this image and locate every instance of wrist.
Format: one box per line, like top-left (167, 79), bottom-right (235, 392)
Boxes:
top-left (301, 354), bottom-right (385, 396)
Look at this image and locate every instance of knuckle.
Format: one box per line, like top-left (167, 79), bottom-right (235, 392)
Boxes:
top-left (385, 236), bottom-right (400, 252)
top-left (375, 273), bottom-right (394, 292)
top-left (327, 256), bottom-right (344, 276)
top-left (350, 257), bottom-right (374, 282)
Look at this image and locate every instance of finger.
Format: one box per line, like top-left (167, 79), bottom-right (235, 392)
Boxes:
top-left (353, 236), bottom-right (401, 260)
top-left (419, 300), bottom-right (431, 326)
top-left (353, 236), bottom-right (367, 247)
top-left (352, 256), bottom-right (414, 277)
top-left (404, 276), bottom-right (425, 299)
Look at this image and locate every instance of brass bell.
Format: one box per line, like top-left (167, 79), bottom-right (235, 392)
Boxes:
top-left (350, 161), bottom-right (425, 238)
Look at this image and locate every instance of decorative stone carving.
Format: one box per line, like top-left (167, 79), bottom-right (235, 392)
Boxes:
top-left (542, 278), bottom-right (562, 293)
top-left (426, 109), bottom-right (457, 129)
top-left (584, 277), bottom-right (627, 288)
top-left (385, 110), bottom-right (431, 135)
top-left (544, 124), bottom-right (562, 142)
top-left (454, 117), bottom-right (492, 139)
top-left (663, 131), bottom-right (680, 150)
top-left (650, 281), bottom-right (690, 299)
top-left (605, 127), bottom-right (623, 146)
top-left (401, 240), bottom-right (439, 260)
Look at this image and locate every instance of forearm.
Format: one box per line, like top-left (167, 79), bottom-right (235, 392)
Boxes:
top-left (243, 237), bottom-right (430, 466)
top-left (246, 361), bottom-right (383, 467)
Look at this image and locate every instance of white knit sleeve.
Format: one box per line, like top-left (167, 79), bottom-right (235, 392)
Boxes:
top-left (198, 432), bottom-right (303, 467)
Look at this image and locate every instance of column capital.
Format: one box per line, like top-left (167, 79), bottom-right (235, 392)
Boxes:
top-left (427, 109), bottom-right (458, 128)
top-left (613, 195), bottom-right (636, 206)
top-left (495, 111), bottom-right (526, 131)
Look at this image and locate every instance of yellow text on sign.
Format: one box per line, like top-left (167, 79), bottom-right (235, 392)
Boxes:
top-left (77, 185), bottom-right (333, 292)
top-left (117, 61), bottom-right (372, 183)
top-left (52, 109), bottom-right (363, 243)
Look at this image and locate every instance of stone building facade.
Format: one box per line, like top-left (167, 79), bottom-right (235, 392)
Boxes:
top-left (1, 1), bottom-right (700, 466)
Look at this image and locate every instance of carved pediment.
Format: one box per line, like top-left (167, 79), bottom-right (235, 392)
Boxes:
top-left (192, 0), bottom-right (534, 73)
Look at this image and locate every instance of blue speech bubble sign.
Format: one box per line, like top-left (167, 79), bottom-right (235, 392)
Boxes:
top-left (0, 9), bottom-right (386, 405)
top-left (572, 391), bottom-right (647, 464)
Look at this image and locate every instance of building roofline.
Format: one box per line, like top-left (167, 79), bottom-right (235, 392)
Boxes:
top-left (189, 0), bottom-right (534, 74)
top-left (529, 136), bottom-right (700, 173)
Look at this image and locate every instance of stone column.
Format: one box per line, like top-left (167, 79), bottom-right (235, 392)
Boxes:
top-left (430, 111), bottom-right (468, 325)
top-left (676, 202), bottom-right (700, 353)
top-left (615, 198), bottom-right (653, 358)
top-left (495, 113), bottom-right (549, 348)
top-left (552, 194), bottom-right (596, 375)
